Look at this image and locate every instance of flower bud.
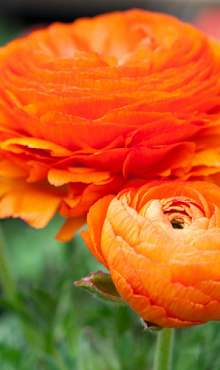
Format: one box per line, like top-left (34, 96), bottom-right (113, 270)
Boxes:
top-left (82, 181), bottom-right (220, 328)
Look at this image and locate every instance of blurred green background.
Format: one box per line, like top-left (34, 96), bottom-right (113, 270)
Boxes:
top-left (1, 10), bottom-right (220, 370)
top-left (1, 216), bottom-right (220, 370)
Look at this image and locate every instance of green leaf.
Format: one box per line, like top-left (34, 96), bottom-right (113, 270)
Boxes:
top-left (74, 271), bottom-right (125, 304)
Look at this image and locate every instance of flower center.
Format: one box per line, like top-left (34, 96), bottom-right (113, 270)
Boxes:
top-left (170, 220), bottom-right (184, 229)
top-left (161, 196), bottom-right (205, 229)
top-left (138, 196), bottom-right (205, 230)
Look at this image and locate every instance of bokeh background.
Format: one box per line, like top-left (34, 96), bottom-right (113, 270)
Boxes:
top-left (0, 1), bottom-right (220, 369)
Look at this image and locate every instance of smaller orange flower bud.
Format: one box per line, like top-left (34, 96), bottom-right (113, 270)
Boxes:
top-left (82, 181), bottom-right (220, 328)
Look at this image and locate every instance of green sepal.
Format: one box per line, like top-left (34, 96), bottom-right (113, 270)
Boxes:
top-left (74, 270), bottom-right (125, 304)
top-left (141, 319), bottom-right (164, 331)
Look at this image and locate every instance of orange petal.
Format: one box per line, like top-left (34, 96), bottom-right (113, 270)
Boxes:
top-left (56, 215), bottom-right (86, 242)
top-left (0, 178), bottom-right (66, 228)
top-left (82, 194), bottom-right (115, 267)
top-left (48, 167), bottom-right (110, 186)
top-left (1, 137), bottom-right (73, 157)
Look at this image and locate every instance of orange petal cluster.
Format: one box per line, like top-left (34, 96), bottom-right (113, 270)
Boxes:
top-left (82, 181), bottom-right (220, 328)
top-left (1, 9), bottom-right (220, 238)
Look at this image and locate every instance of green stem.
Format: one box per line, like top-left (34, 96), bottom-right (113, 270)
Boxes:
top-left (0, 223), bottom-right (17, 303)
top-left (154, 328), bottom-right (174, 370)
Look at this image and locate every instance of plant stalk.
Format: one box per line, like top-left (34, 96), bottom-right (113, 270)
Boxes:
top-left (154, 328), bottom-right (174, 370)
top-left (0, 222), bottom-right (17, 303)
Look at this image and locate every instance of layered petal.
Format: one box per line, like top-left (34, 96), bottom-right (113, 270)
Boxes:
top-left (1, 10), bottom-right (220, 233)
top-left (0, 178), bottom-right (66, 228)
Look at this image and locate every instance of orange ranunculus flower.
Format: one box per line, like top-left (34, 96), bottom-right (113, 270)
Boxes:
top-left (1, 9), bottom-right (220, 240)
top-left (82, 181), bottom-right (220, 328)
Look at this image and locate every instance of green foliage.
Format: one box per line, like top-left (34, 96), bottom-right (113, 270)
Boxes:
top-left (0, 217), bottom-right (154, 370)
top-left (0, 217), bottom-right (220, 370)
top-left (75, 270), bottom-right (124, 303)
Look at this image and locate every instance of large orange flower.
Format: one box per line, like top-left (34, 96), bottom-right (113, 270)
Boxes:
top-left (82, 181), bottom-right (220, 328)
top-left (1, 9), bottom-right (220, 239)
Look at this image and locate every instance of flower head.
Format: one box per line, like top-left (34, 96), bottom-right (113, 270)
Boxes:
top-left (82, 181), bottom-right (220, 328)
top-left (1, 10), bottom-right (220, 239)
